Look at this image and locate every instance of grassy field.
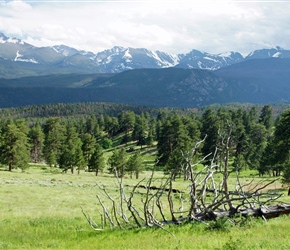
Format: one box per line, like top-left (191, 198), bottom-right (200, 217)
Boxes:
top-left (1, 165), bottom-right (290, 249)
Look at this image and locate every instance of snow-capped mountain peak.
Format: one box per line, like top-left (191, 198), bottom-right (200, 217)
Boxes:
top-left (94, 46), bottom-right (181, 72)
top-left (245, 46), bottom-right (290, 59)
top-left (2, 32), bottom-right (290, 78)
top-left (0, 32), bottom-right (24, 45)
top-left (176, 50), bottom-right (244, 70)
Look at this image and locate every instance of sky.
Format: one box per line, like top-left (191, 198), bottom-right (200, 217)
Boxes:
top-left (1, 0), bottom-right (290, 56)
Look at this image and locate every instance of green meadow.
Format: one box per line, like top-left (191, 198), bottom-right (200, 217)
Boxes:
top-left (1, 165), bottom-right (290, 250)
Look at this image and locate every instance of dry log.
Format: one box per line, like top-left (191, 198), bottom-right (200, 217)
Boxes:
top-left (260, 204), bottom-right (290, 219)
top-left (137, 184), bottom-right (183, 194)
top-left (212, 203), bottom-right (290, 220)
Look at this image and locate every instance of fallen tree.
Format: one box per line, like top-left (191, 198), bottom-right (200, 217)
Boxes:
top-left (82, 128), bottom-right (289, 231)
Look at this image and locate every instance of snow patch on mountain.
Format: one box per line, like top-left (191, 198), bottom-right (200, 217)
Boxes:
top-left (105, 55), bottom-right (113, 64)
top-left (151, 51), bottom-right (180, 67)
top-left (123, 49), bottom-right (132, 62)
top-left (52, 46), bottom-right (68, 56)
top-left (218, 51), bottom-right (233, 57)
top-left (14, 50), bottom-right (38, 63)
top-left (273, 52), bottom-right (282, 58)
top-left (203, 56), bottom-right (219, 62)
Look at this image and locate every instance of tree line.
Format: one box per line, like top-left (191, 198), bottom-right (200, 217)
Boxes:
top-left (1, 104), bottom-right (290, 183)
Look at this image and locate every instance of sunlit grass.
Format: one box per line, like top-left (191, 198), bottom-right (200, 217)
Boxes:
top-left (1, 165), bottom-right (290, 249)
top-left (1, 214), bottom-right (290, 249)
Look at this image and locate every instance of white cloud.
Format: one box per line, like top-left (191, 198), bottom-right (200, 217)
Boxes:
top-left (1, 0), bottom-right (290, 55)
top-left (1, 0), bottom-right (32, 11)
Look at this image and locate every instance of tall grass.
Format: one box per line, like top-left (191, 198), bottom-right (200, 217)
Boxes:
top-left (1, 166), bottom-right (290, 249)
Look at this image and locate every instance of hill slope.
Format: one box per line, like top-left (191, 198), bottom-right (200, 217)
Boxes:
top-left (87, 68), bottom-right (230, 107)
top-left (0, 68), bottom-right (230, 108)
top-left (1, 58), bottom-right (290, 108)
top-left (215, 58), bottom-right (290, 103)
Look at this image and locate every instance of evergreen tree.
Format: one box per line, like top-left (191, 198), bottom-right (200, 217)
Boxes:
top-left (249, 106), bottom-right (258, 124)
top-left (259, 137), bottom-right (280, 176)
top-left (98, 114), bottom-right (105, 130)
top-left (108, 148), bottom-right (127, 177)
top-left (267, 112), bottom-right (287, 176)
top-left (200, 108), bottom-right (219, 158)
top-left (132, 114), bottom-right (148, 148)
top-left (146, 128), bottom-right (154, 147)
top-left (245, 123), bottom-right (268, 170)
top-left (101, 138), bottom-right (113, 149)
top-left (230, 109), bottom-right (250, 159)
top-left (259, 105), bottom-right (273, 130)
top-left (155, 119), bottom-right (163, 142)
top-left (241, 108), bottom-right (255, 134)
top-left (85, 115), bottom-right (101, 140)
top-left (282, 161), bottom-right (290, 185)
top-left (59, 124), bottom-right (82, 173)
top-left (43, 118), bottom-right (65, 167)
top-left (181, 115), bottom-right (200, 143)
top-left (75, 139), bottom-right (86, 174)
top-left (233, 154), bottom-right (247, 172)
top-left (156, 110), bottom-right (167, 141)
top-left (28, 122), bottom-right (44, 163)
top-left (272, 109), bottom-right (290, 163)
top-left (233, 123), bottom-right (249, 158)
top-left (88, 144), bottom-right (106, 176)
top-left (157, 113), bottom-right (191, 176)
top-left (118, 111), bottom-right (135, 134)
top-left (0, 119), bottom-right (30, 171)
top-left (126, 150), bottom-right (144, 179)
top-left (216, 107), bottom-right (232, 131)
top-left (104, 116), bottom-right (119, 136)
top-left (81, 133), bottom-right (96, 165)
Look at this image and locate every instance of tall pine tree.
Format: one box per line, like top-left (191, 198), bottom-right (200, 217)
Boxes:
top-left (28, 122), bottom-right (44, 163)
top-left (88, 143), bottom-right (105, 176)
top-left (0, 119), bottom-right (30, 171)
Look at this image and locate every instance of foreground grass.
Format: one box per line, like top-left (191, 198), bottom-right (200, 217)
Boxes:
top-left (1, 166), bottom-right (290, 249)
top-left (1, 215), bottom-right (290, 249)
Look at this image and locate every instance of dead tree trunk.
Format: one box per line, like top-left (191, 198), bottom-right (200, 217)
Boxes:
top-left (83, 134), bottom-right (287, 231)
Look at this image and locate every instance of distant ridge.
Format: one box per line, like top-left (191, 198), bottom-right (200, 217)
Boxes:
top-left (1, 61), bottom-right (290, 108)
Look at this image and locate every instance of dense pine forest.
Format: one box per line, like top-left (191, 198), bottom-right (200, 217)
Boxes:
top-left (1, 102), bottom-right (290, 184)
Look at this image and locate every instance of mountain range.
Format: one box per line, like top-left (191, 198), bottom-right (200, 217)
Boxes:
top-left (1, 32), bottom-right (290, 108)
top-left (2, 32), bottom-right (290, 77)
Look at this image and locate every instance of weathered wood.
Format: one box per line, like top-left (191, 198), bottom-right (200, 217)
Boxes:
top-left (212, 203), bottom-right (290, 220)
top-left (261, 204), bottom-right (290, 219)
top-left (137, 184), bottom-right (183, 194)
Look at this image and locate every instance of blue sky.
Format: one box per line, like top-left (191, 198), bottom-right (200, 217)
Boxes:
top-left (1, 0), bottom-right (290, 55)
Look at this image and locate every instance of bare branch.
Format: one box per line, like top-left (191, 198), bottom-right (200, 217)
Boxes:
top-left (80, 206), bottom-right (103, 231)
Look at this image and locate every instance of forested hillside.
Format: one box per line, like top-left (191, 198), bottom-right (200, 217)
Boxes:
top-left (1, 101), bottom-right (289, 119)
top-left (0, 68), bottom-right (229, 108)
top-left (1, 60), bottom-right (290, 108)
top-left (0, 102), bottom-right (163, 119)
top-left (1, 103), bottom-right (290, 184)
